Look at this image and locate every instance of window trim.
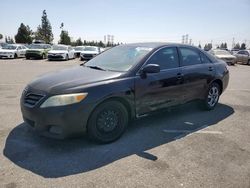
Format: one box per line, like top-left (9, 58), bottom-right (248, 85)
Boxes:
top-left (178, 46), bottom-right (204, 67)
top-left (137, 46), bottom-right (180, 75)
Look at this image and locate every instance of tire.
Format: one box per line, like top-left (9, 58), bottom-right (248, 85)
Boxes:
top-left (80, 57), bottom-right (84, 61)
top-left (26, 56), bottom-right (30, 60)
top-left (65, 54), bottom-right (69, 61)
top-left (14, 54), bottom-right (17, 59)
top-left (203, 82), bottom-right (221, 110)
top-left (248, 60), bottom-right (250, 65)
top-left (87, 101), bottom-right (129, 143)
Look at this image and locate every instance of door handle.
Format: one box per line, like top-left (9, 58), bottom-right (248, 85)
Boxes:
top-left (208, 67), bottom-right (213, 71)
top-left (177, 73), bottom-right (183, 80)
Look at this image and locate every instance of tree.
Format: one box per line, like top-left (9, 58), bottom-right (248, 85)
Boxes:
top-left (204, 43), bottom-right (212, 51)
top-left (0, 34), bottom-right (3, 40)
top-left (58, 23), bottom-right (71, 45)
top-left (240, 43), bottom-right (246, 50)
top-left (15, 23), bottom-right (33, 44)
top-left (233, 43), bottom-right (240, 50)
top-left (75, 38), bottom-right (83, 46)
top-left (35, 10), bottom-right (53, 43)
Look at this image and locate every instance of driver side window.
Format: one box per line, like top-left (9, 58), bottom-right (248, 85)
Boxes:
top-left (146, 47), bottom-right (179, 70)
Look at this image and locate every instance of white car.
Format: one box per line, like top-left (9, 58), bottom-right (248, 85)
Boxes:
top-left (210, 49), bottom-right (237, 65)
top-left (80, 46), bottom-right (101, 61)
top-left (0, 44), bottom-right (27, 59)
top-left (74, 46), bottom-right (86, 58)
top-left (48, 45), bottom-right (75, 61)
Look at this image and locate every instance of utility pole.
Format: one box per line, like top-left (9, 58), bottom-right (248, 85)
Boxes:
top-left (185, 34), bottom-right (189, 44)
top-left (189, 39), bottom-right (192, 45)
top-left (232, 37), bottom-right (235, 49)
top-left (182, 35), bottom-right (185, 44)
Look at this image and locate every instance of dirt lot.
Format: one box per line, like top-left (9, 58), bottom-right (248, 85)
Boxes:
top-left (0, 58), bottom-right (250, 188)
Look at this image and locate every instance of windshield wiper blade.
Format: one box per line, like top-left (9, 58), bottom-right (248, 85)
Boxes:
top-left (85, 65), bottom-right (106, 71)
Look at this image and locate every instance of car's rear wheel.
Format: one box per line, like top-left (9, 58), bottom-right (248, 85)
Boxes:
top-left (203, 82), bottom-right (221, 110)
top-left (87, 101), bottom-right (128, 143)
top-left (248, 60), bottom-right (250, 65)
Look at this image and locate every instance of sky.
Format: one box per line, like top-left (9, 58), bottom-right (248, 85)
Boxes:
top-left (0, 0), bottom-right (250, 48)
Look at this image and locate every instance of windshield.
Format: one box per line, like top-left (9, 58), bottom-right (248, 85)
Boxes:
top-left (52, 45), bottom-right (68, 51)
top-left (2, 45), bottom-right (17, 50)
top-left (84, 45), bottom-right (153, 72)
top-left (29, 44), bottom-right (46, 49)
top-left (75, 47), bottom-right (85, 51)
top-left (213, 50), bottom-right (231, 55)
top-left (84, 47), bottom-right (98, 51)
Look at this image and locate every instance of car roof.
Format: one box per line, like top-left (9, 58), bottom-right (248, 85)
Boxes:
top-left (123, 42), bottom-right (198, 49)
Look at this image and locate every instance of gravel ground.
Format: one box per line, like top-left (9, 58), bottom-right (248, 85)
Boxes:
top-left (0, 58), bottom-right (250, 188)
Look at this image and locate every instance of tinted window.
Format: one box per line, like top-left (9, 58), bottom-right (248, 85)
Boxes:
top-left (147, 47), bottom-right (179, 69)
top-left (179, 47), bottom-right (202, 66)
top-left (238, 51), bottom-right (245, 55)
top-left (200, 52), bottom-right (211, 64)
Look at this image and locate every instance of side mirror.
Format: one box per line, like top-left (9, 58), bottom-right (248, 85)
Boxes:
top-left (141, 64), bottom-right (160, 74)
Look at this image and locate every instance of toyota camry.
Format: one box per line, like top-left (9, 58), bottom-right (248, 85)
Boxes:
top-left (20, 43), bottom-right (229, 143)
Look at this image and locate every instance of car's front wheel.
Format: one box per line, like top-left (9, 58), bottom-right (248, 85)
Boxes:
top-left (65, 54), bottom-right (69, 61)
top-left (204, 82), bottom-right (221, 110)
top-left (87, 100), bottom-right (128, 143)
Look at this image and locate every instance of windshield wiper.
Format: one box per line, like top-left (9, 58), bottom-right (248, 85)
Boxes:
top-left (85, 65), bottom-right (106, 71)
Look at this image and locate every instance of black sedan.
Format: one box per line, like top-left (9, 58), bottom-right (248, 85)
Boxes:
top-left (20, 43), bottom-right (229, 143)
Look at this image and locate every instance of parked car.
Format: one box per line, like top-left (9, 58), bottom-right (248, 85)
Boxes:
top-left (80, 46), bottom-right (101, 61)
top-left (26, 44), bottom-right (51, 59)
top-left (20, 43), bottom-right (229, 143)
top-left (209, 49), bottom-right (237, 65)
top-left (231, 49), bottom-right (239, 54)
top-left (234, 50), bottom-right (250, 65)
top-left (0, 44), bottom-right (27, 59)
top-left (0, 43), bottom-right (8, 49)
top-left (47, 45), bottom-right (75, 61)
top-left (74, 46), bottom-right (86, 58)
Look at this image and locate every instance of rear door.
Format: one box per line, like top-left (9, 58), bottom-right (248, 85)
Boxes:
top-left (178, 47), bottom-right (215, 102)
top-left (135, 47), bottom-right (184, 115)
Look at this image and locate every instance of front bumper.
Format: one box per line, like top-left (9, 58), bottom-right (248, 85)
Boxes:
top-left (221, 58), bottom-right (236, 65)
top-left (80, 54), bottom-right (95, 60)
top-left (26, 53), bottom-right (43, 59)
top-left (20, 89), bottom-right (94, 139)
top-left (48, 54), bottom-right (66, 60)
top-left (0, 54), bottom-right (14, 58)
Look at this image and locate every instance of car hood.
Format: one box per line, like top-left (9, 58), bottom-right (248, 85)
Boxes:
top-left (48, 50), bottom-right (68, 54)
top-left (0, 49), bottom-right (16, 53)
top-left (28, 66), bottom-right (122, 94)
top-left (81, 51), bottom-right (98, 54)
top-left (215, 54), bottom-right (236, 59)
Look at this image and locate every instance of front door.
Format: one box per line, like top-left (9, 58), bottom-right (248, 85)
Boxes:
top-left (135, 47), bottom-right (184, 116)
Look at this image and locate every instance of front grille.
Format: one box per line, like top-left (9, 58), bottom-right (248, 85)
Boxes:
top-left (24, 93), bottom-right (45, 107)
top-left (83, 54), bottom-right (93, 58)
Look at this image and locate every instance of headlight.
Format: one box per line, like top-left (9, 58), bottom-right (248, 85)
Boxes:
top-left (40, 93), bottom-right (88, 108)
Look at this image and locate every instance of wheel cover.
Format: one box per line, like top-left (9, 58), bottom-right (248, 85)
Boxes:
top-left (207, 86), bottom-right (219, 107)
top-left (97, 109), bottom-right (119, 133)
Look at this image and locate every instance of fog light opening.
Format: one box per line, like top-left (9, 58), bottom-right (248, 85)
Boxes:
top-left (49, 125), bottom-right (62, 135)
